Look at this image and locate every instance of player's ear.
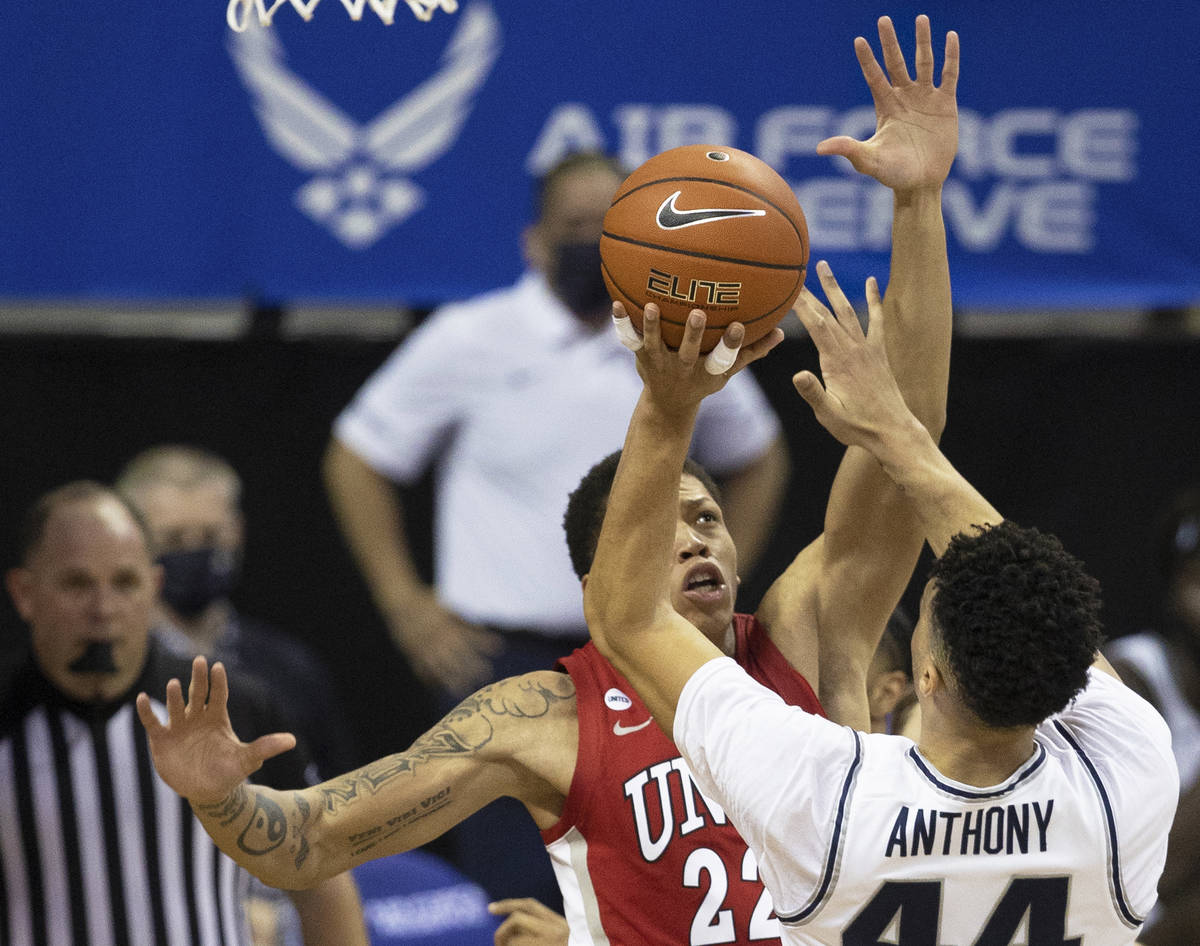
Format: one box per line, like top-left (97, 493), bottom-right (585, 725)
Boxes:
top-left (580, 573), bottom-right (590, 592)
top-left (915, 657), bottom-right (940, 699)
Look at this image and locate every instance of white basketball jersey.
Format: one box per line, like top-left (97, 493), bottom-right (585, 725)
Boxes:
top-left (676, 661), bottom-right (1178, 946)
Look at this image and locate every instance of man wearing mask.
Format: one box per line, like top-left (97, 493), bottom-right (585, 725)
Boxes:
top-left (116, 444), bottom-right (356, 781)
top-left (323, 150), bottom-right (790, 908)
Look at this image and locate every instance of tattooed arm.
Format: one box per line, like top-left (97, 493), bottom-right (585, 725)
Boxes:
top-left (137, 656), bottom-right (577, 889)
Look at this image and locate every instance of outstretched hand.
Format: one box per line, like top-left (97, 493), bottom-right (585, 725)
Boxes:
top-left (136, 656), bottom-right (296, 805)
top-left (817, 14), bottom-right (959, 192)
top-left (791, 261), bottom-right (923, 450)
top-left (614, 301), bottom-right (784, 417)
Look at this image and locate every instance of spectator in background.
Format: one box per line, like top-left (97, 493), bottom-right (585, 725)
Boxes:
top-left (116, 444), bottom-right (357, 781)
top-left (1106, 486), bottom-right (1200, 946)
top-left (0, 482), bottom-right (367, 946)
top-left (322, 149), bottom-right (790, 908)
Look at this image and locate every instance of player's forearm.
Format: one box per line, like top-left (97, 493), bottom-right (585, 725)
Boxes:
top-left (322, 439), bottom-right (427, 614)
top-left (191, 782), bottom-right (333, 890)
top-left (586, 394), bottom-right (698, 647)
top-left (870, 418), bottom-right (1002, 556)
top-left (882, 185), bottom-right (951, 440)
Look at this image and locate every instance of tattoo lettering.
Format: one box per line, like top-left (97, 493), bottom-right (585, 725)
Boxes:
top-left (350, 787), bottom-right (455, 857)
top-left (237, 791), bottom-right (289, 855)
top-left (318, 674), bottom-right (575, 814)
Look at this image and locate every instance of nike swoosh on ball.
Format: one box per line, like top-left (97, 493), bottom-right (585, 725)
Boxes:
top-left (655, 191), bottom-right (766, 230)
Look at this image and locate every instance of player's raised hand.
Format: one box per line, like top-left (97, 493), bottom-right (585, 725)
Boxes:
top-left (136, 656), bottom-right (296, 805)
top-left (817, 14), bottom-right (959, 192)
top-left (614, 301), bottom-right (783, 417)
top-left (791, 261), bottom-right (924, 450)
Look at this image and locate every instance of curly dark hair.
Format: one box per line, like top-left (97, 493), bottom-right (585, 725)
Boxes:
top-left (928, 520), bottom-right (1104, 728)
top-left (563, 450), bottom-right (722, 579)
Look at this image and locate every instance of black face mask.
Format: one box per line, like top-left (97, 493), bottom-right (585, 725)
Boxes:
top-left (549, 241), bottom-right (610, 316)
top-left (157, 546), bottom-right (239, 618)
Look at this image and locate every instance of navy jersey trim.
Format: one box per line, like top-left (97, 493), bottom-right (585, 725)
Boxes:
top-left (777, 728), bottom-right (863, 924)
top-left (907, 742), bottom-right (1047, 800)
top-left (1052, 720), bottom-right (1143, 928)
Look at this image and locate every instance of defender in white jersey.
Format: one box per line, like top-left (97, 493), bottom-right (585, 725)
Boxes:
top-left (585, 263), bottom-right (1179, 945)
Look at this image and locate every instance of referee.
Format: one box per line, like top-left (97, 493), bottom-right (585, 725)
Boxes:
top-left (1, 481), bottom-right (367, 946)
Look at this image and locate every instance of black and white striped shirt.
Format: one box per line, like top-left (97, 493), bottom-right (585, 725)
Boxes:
top-left (0, 640), bottom-right (312, 946)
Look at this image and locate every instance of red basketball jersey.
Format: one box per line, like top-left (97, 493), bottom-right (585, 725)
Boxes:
top-left (543, 613), bottom-right (823, 945)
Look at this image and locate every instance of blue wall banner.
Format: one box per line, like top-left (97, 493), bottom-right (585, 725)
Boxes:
top-left (3, 1), bottom-right (1198, 309)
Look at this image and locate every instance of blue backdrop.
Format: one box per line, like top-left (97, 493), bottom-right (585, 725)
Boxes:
top-left (3, 1), bottom-right (1198, 309)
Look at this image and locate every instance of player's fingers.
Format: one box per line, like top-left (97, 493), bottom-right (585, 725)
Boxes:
top-left (187, 656), bottom-right (208, 712)
top-left (246, 732), bottom-right (297, 767)
top-left (876, 15), bottom-right (912, 86)
top-left (642, 303), bottom-right (662, 352)
top-left (165, 677), bottom-right (185, 722)
top-left (815, 135), bottom-right (866, 165)
top-left (913, 14), bottom-right (934, 84)
top-left (940, 30), bottom-right (960, 94)
top-left (814, 261), bottom-right (859, 335)
top-left (851, 34), bottom-right (891, 107)
top-left (678, 309), bottom-right (706, 367)
top-left (793, 285), bottom-right (835, 330)
top-left (611, 302), bottom-right (643, 352)
top-left (135, 692), bottom-right (163, 735)
top-left (864, 276), bottom-right (884, 332)
top-left (794, 301), bottom-right (843, 357)
top-left (488, 898), bottom-right (553, 919)
top-left (704, 322), bottom-right (743, 374)
top-left (209, 661), bottom-right (229, 712)
top-left (791, 370), bottom-right (828, 411)
top-left (861, 276), bottom-right (889, 355)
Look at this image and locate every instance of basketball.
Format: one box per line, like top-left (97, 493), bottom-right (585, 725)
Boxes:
top-left (600, 144), bottom-right (809, 352)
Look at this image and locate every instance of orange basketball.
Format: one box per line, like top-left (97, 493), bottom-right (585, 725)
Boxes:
top-left (601, 144), bottom-right (808, 352)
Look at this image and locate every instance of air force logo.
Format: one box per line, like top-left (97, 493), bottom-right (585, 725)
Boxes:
top-left (228, 2), bottom-right (501, 248)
